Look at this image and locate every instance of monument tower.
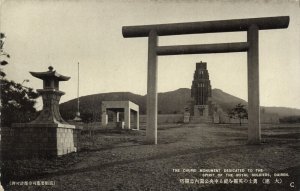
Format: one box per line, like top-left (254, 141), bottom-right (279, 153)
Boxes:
top-left (190, 61), bottom-right (212, 123)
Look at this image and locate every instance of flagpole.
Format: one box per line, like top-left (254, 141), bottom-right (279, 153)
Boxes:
top-left (77, 62), bottom-right (80, 118)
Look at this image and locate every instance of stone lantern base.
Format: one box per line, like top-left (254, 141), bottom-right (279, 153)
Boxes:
top-left (1, 123), bottom-right (77, 159)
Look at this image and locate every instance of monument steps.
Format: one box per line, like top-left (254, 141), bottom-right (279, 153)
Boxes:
top-left (190, 116), bottom-right (213, 124)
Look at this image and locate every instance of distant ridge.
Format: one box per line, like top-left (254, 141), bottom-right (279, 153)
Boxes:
top-left (59, 88), bottom-right (300, 120)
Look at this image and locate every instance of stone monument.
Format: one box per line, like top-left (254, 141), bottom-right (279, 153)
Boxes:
top-left (2, 66), bottom-right (77, 159)
top-left (190, 61), bottom-right (212, 123)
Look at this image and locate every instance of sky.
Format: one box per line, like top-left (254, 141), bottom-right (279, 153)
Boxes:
top-left (0, 0), bottom-right (299, 110)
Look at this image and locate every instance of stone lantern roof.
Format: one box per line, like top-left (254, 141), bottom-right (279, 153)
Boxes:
top-left (29, 66), bottom-right (70, 91)
top-left (30, 66), bottom-right (70, 81)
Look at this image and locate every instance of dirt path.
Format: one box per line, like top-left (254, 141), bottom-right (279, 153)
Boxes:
top-left (4, 124), bottom-right (300, 191)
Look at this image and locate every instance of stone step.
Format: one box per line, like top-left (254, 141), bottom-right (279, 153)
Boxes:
top-left (190, 116), bottom-right (213, 123)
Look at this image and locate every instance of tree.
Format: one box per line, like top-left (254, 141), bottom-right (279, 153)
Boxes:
top-left (80, 112), bottom-right (94, 124)
top-left (228, 103), bottom-right (248, 126)
top-left (0, 33), bottom-right (10, 77)
top-left (0, 79), bottom-right (39, 126)
top-left (0, 33), bottom-right (39, 126)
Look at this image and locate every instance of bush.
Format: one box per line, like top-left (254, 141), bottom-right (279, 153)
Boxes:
top-left (0, 79), bottom-right (38, 126)
top-left (279, 116), bottom-right (300, 123)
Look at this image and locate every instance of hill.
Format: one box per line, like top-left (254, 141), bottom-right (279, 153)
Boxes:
top-left (211, 89), bottom-right (247, 112)
top-left (263, 107), bottom-right (300, 117)
top-left (59, 88), bottom-right (300, 120)
top-left (60, 92), bottom-right (145, 120)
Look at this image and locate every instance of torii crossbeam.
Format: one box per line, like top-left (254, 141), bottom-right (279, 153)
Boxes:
top-left (122, 16), bottom-right (289, 145)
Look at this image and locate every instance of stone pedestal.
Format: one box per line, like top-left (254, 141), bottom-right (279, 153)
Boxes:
top-left (193, 105), bottom-right (209, 117)
top-left (183, 112), bottom-right (190, 123)
top-left (2, 124), bottom-right (76, 159)
top-left (2, 90), bottom-right (77, 159)
top-left (190, 105), bottom-right (212, 123)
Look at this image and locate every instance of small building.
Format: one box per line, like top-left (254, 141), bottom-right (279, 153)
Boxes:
top-left (101, 101), bottom-right (139, 130)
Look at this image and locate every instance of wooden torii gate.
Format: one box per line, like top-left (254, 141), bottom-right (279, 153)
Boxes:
top-left (122, 16), bottom-right (289, 145)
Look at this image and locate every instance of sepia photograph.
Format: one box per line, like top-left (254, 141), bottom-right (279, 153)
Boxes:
top-left (0, 0), bottom-right (299, 190)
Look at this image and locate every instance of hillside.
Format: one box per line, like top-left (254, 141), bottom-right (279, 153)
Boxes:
top-left (263, 107), bottom-right (300, 117)
top-left (59, 88), bottom-right (300, 120)
top-left (211, 89), bottom-right (247, 112)
top-left (157, 88), bottom-right (191, 114)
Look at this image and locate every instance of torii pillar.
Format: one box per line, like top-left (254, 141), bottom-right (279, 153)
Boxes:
top-left (147, 30), bottom-right (158, 144)
top-left (247, 25), bottom-right (260, 143)
top-left (122, 16), bottom-right (289, 145)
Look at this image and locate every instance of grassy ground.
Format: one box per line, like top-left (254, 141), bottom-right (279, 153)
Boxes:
top-left (2, 123), bottom-right (299, 191)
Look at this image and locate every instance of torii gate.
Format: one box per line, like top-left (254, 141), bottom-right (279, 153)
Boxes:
top-left (122, 16), bottom-right (289, 145)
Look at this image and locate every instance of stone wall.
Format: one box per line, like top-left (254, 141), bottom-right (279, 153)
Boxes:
top-left (139, 112), bottom-right (279, 124)
top-left (139, 114), bottom-right (183, 124)
top-left (217, 112), bottom-right (279, 124)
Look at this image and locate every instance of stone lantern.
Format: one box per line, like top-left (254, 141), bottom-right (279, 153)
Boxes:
top-left (29, 66), bottom-right (70, 125)
top-left (3, 66), bottom-right (77, 159)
